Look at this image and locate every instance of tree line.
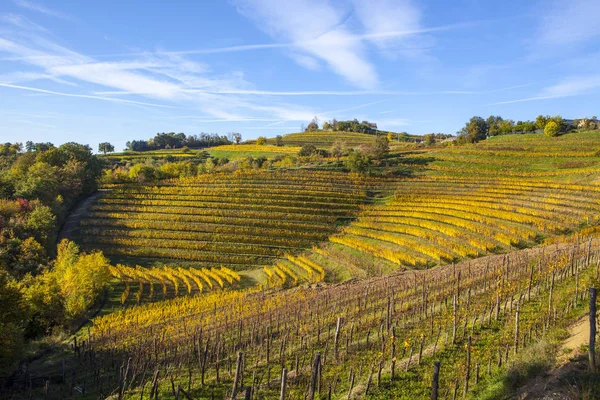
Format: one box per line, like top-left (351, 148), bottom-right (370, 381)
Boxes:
top-left (0, 142), bottom-right (110, 375)
top-left (457, 114), bottom-right (598, 143)
top-left (304, 117), bottom-right (379, 134)
top-left (125, 132), bottom-right (241, 152)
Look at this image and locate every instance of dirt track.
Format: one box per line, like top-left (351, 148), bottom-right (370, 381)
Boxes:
top-left (58, 190), bottom-right (106, 242)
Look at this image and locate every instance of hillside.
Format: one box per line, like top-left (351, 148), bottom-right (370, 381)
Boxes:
top-left (8, 130), bottom-right (600, 400)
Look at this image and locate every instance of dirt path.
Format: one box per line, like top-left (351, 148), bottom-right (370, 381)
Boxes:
top-left (561, 317), bottom-right (590, 356)
top-left (512, 316), bottom-right (593, 400)
top-left (58, 190), bottom-right (107, 242)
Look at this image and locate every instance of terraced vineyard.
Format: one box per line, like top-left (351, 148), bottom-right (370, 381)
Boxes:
top-left (102, 150), bottom-right (209, 162)
top-left (275, 131), bottom-right (377, 148)
top-left (418, 130), bottom-right (600, 177)
top-left (311, 177), bottom-right (600, 271)
top-left (77, 170), bottom-right (381, 277)
top-left (207, 144), bottom-right (303, 160)
top-left (64, 239), bottom-right (600, 399)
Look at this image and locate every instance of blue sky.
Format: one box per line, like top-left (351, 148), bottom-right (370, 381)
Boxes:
top-left (0, 0), bottom-right (599, 151)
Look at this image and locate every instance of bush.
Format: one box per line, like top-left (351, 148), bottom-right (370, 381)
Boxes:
top-left (298, 144), bottom-right (317, 157)
top-left (344, 150), bottom-right (371, 173)
top-left (256, 136), bottom-right (267, 145)
top-left (545, 121), bottom-right (560, 137)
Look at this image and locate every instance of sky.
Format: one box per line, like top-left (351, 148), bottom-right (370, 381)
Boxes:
top-left (0, 0), bottom-right (599, 151)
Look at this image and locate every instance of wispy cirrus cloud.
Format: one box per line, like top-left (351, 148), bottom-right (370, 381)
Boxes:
top-left (13, 0), bottom-right (72, 20)
top-left (490, 74), bottom-right (600, 105)
top-left (536, 0), bottom-right (600, 48)
top-left (233, 0), bottom-right (379, 88)
top-left (0, 22), bottom-right (319, 122)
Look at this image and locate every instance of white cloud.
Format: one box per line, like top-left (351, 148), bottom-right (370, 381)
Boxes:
top-left (13, 0), bottom-right (71, 20)
top-left (490, 74), bottom-right (600, 105)
top-left (352, 0), bottom-right (425, 58)
top-left (0, 83), bottom-right (177, 108)
top-left (536, 0), bottom-right (600, 48)
top-left (233, 0), bottom-right (379, 88)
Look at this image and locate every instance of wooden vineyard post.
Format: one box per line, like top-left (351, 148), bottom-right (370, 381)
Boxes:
top-left (308, 353), bottom-right (321, 400)
top-left (280, 368), bottom-right (287, 400)
top-left (452, 295), bottom-right (457, 345)
top-left (431, 361), bottom-right (440, 400)
top-left (334, 317), bottom-right (342, 362)
top-left (231, 351), bottom-right (243, 399)
top-left (514, 298), bottom-right (520, 355)
top-left (464, 336), bottom-right (471, 396)
top-left (590, 288), bottom-right (597, 372)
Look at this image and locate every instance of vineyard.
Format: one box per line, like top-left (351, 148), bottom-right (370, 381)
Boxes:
top-left (77, 170), bottom-right (382, 281)
top-left (273, 131), bottom-right (377, 148)
top-left (302, 177), bottom-right (600, 276)
top-left (8, 131), bottom-right (600, 399)
top-left (19, 238), bottom-right (600, 399)
top-left (416, 130), bottom-right (600, 177)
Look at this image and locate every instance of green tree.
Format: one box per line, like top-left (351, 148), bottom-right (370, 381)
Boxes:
top-left (98, 142), bottom-right (115, 155)
top-left (330, 140), bottom-right (345, 160)
top-left (256, 136), bottom-right (267, 146)
top-left (15, 162), bottom-right (60, 203)
top-left (298, 144), bottom-right (317, 157)
top-left (544, 120), bottom-right (560, 137)
top-left (275, 135), bottom-right (284, 146)
top-left (25, 205), bottom-right (56, 246)
top-left (345, 151), bottom-right (371, 173)
top-left (424, 134), bottom-right (435, 145)
top-left (460, 116), bottom-right (488, 143)
top-left (535, 115), bottom-right (550, 130)
top-left (0, 271), bottom-right (26, 375)
top-left (372, 136), bottom-right (390, 159)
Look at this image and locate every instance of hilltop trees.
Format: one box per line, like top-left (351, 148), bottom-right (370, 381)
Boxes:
top-left (459, 116), bottom-right (488, 143)
top-left (306, 118), bottom-right (378, 134)
top-left (126, 132), bottom-right (231, 151)
top-left (98, 142), bottom-right (114, 155)
top-left (457, 114), bottom-right (572, 143)
top-left (306, 117), bottom-right (319, 132)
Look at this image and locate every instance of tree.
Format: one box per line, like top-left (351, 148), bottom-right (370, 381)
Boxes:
top-left (535, 115), bottom-right (550, 130)
top-left (330, 140), bottom-right (345, 160)
top-left (0, 270), bottom-right (26, 375)
top-left (460, 116), bottom-right (488, 143)
top-left (275, 135), bottom-right (284, 147)
top-left (98, 142), bottom-right (115, 155)
top-left (298, 144), bottom-right (317, 157)
top-left (233, 133), bottom-right (242, 144)
top-left (345, 151), bottom-right (371, 173)
top-left (424, 134), bottom-right (435, 146)
top-left (372, 136), bottom-right (390, 159)
top-left (544, 120), bottom-right (560, 137)
top-left (486, 116), bottom-right (504, 136)
top-left (306, 116), bottom-right (319, 132)
top-left (256, 136), bottom-right (267, 146)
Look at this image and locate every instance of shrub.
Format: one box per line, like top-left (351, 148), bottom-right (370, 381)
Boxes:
top-left (545, 121), bottom-right (560, 137)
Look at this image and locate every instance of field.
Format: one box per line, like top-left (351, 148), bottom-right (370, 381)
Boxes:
top-left (26, 239), bottom-right (600, 399)
top-left (272, 131), bottom-right (378, 148)
top-left (11, 130), bottom-right (600, 399)
top-left (206, 144), bottom-right (302, 160)
top-left (101, 149), bottom-right (209, 162)
top-left (76, 170), bottom-right (385, 295)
